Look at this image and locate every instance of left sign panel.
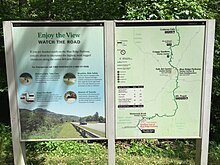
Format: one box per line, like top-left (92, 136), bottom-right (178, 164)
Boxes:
top-left (11, 22), bottom-right (106, 140)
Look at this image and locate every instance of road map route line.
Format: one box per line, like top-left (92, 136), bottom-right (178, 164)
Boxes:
top-left (140, 26), bottom-right (181, 122)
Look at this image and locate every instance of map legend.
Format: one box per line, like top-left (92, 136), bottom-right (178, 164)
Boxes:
top-left (117, 85), bottom-right (144, 108)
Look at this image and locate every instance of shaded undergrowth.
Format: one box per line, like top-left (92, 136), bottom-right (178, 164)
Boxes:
top-left (1, 123), bottom-right (220, 164)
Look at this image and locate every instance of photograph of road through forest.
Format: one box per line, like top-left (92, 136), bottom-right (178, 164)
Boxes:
top-left (20, 108), bottom-right (106, 139)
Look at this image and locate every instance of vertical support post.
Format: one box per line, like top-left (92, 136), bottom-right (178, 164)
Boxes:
top-left (105, 21), bottom-right (115, 165)
top-left (3, 21), bottom-right (26, 165)
top-left (195, 20), bottom-right (215, 165)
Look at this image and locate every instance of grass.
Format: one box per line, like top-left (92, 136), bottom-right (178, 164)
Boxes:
top-left (1, 123), bottom-right (220, 165)
top-left (22, 124), bottom-right (63, 139)
top-left (57, 122), bottom-right (82, 138)
top-left (22, 122), bottom-right (105, 139)
top-left (116, 154), bottom-right (194, 165)
top-left (25, 139), bottom-right (197, 164)
top-left (26, 140), bottom-right (108, 164)
top-left (45, 154), bottom-right (108, 165)
top-left (28, 154), bottom-right (194, 165)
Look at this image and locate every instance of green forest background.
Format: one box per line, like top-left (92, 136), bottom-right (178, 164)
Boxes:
top-left (0, 0), bottom-right (220, 164)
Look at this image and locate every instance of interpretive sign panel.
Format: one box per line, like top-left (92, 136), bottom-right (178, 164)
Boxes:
top-left (115, 21), bottom-right (206, 138)
top-left (12, 22), bottom-right (106, 140)
top-left (4, 20), bottom-right (215, 165)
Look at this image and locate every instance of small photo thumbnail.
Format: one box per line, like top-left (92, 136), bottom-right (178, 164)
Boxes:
top-left (20, 92), bottom-right (35, 103)
top-left (19, 73), bottom-right (33, 85)
top-left (64, 91), bottom-right (77, 103)
top-left (63, 73), bottom-right (76, 85)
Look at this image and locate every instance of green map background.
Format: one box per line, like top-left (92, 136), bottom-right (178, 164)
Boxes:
top-left (115, 24), bottom-right (205, 138)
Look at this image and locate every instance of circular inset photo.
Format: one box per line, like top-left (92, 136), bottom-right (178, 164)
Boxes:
top-left (64, 91), bottom-right (77, 103)
top-left (19, 73), bottom-right (32, 85)
top-left (63, 73), bottom-right (76, 85)
top-left (20, 92), bottom-right (35, 104)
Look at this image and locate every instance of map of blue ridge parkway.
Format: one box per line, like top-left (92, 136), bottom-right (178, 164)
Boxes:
top-left (115, 21), bottom-right (206, 138)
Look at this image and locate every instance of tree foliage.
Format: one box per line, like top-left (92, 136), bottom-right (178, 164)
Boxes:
top-left (81, 112), bottom-right (106, 123)
top-left (207, 0), bottom-right (220, 142)
top-left (124, 0), bottom-right (212, 20)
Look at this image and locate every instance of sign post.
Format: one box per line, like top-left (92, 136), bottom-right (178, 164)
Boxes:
top-left (3, 21), bottom-right (26, 165)
top-left (195, 20), bottom-right (215, 165)
top-left (105, 21), bottom-right (116, 165)
top-left (3, 20), bottom-right (215, 165)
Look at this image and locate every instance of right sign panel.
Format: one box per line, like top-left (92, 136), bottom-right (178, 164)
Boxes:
top-left (115, 21), bottom-right (206, 138)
